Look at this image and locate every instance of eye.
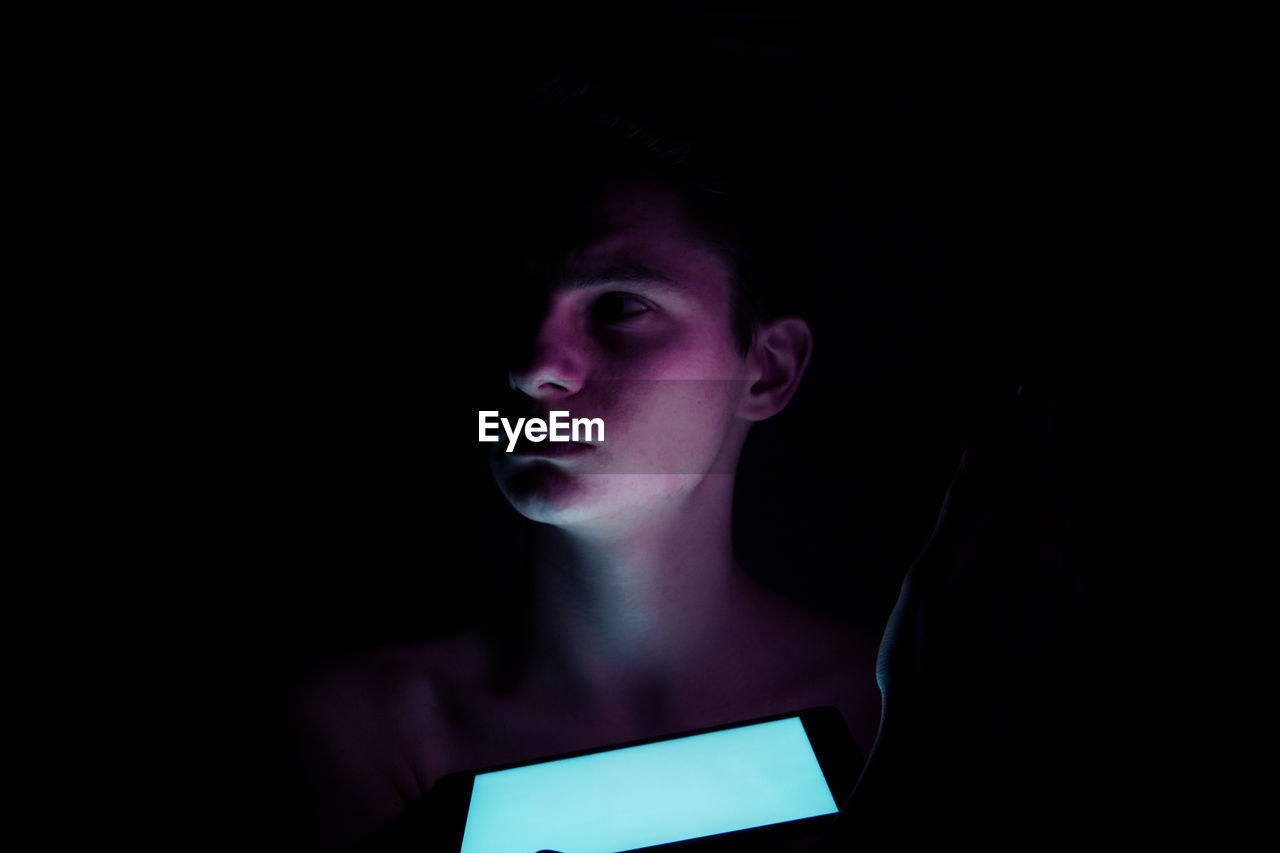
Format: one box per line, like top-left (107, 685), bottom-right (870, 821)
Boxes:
top-left (591, 292), bottom-right (652, 323)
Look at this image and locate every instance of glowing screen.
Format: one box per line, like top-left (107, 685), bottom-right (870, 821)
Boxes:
top-left (459, 716), bottom-right (838, 853)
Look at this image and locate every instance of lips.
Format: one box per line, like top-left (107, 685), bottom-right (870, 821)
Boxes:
top-left (508, 437), bottom-right (598, 458)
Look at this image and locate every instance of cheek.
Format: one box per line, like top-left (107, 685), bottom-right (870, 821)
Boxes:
top-left (611, 381), bottom-right (743, 473)
top-left (597, 324), bottom-right (746, 381)
top-left (655, 340), bottom-right (748, 381)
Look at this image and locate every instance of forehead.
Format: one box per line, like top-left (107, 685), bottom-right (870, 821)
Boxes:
top-left (549, 176), bottom-right (734, 299)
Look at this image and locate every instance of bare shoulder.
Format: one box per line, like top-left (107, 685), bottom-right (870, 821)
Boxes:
top-left (286, 629), bottom-right (491, 845)
top-left (751, 583), bottom-right (879, 670)
top-left (289, 628), bottom-right (492, 764)
top-left (749, 587), bottom-right (883, 753)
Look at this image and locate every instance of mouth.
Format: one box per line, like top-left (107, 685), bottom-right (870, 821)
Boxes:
top-left (507, 438), bottom-right (599, 459)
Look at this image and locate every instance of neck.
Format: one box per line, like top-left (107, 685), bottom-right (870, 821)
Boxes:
top-left (524, 472), bottom-right (761, 707)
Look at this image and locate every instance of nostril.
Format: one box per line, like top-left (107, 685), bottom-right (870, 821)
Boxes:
top-left (509, 371), bottom-right (580, 398)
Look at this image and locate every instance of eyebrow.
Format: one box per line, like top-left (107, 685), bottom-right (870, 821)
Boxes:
top-left (557, 263), bottom-right (679, 293)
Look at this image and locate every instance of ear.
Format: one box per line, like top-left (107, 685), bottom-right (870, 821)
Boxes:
top-left (737, 316), bottom-right (813, 422)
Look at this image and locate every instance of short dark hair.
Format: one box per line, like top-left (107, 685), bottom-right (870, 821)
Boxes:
top-left (496, 71), bottom-right (820, 354)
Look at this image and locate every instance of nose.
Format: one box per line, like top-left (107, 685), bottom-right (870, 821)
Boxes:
top-left (508, 302), bottom-right (586, 400)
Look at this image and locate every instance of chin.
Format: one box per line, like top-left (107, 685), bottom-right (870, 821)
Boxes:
top-left (493, 460), bottom-right (594, 525)
top-left (496, 464), bottom-right (711, 530)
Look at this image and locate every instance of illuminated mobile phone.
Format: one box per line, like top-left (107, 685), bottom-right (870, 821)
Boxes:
top-left (384, 706), bottom-right (861, 853)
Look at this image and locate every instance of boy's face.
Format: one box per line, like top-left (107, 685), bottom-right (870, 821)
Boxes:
top-left (490, 176), bottom-right (754, 530)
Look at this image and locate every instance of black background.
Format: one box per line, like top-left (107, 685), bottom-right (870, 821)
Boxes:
top-left (154, 8), bottom-right (1102, 846)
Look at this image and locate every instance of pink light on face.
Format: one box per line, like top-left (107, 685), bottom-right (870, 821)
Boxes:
top-left (489, 177), bottom-right (755, 528)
